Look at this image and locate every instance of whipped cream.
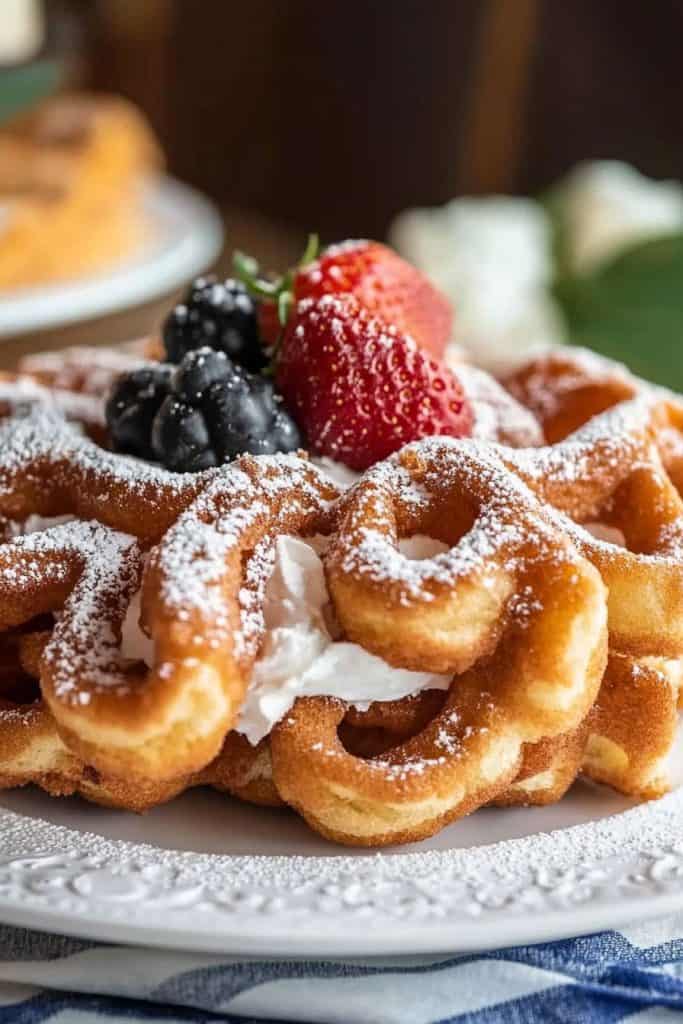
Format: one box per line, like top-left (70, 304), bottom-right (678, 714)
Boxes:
top-left (119, 534), bottom-right (451, 745)
top-left (236, 534), bottom-right (451, 744)
top-left (310, 456), bottom-right (360, 489)
top-left (121, 586), bottom-right (154, 664)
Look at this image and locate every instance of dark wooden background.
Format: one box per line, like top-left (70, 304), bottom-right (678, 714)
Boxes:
top-left (65, 0), bottom-right (683, 242)
top-left (7, 0), bottom-right (679, 363)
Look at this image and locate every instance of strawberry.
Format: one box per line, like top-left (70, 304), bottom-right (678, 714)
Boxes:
top-left (276, 294), bottom-right (472, 471)
top-left (257, 300), bottom-right (282, 350)
top-left (234, 237), bottom-right (453, 358)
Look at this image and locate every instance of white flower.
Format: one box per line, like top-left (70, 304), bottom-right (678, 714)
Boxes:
top-left (389, 196), bottom-right (565, 375)
top-left (559, 160), bottom-right (683, 274)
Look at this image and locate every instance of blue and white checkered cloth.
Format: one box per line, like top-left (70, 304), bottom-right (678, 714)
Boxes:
top-left (3, 917), bottom-right (683, 1023)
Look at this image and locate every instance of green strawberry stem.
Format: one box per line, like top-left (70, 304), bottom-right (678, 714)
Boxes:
top-left (231, 252), bottom-right (279, 298)
top-left (233, 232), bottom-right (320, 326)
top-left (299, 231), bottom-right (321, 267)
top-left (233, 233), bottom-right (320, 378)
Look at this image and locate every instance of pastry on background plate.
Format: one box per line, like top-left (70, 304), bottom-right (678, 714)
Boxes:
top-left (0, 92), bottom-right (162, 290)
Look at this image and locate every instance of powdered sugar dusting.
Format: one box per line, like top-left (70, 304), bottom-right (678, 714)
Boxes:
top-left (156, 454), bottom-right (338, 660)
top-left (0, 375), bottom-right (104, 428)
top-left (19, 344), bottom-right (150, 397)
top-left (0, 520), bottom-right (143, 702)
top-left (334, 436), bottom-right (568, 603)
top-left (0, 407), bottom-right (203, 513)
top-left (456, 364), bottom-right (544, 447)
top-left (505, 346), bottom-right (638, 425)
top-left (510, 396), bottom-right (651, 482)
top-left (505, 396), bottom-right (683, 563)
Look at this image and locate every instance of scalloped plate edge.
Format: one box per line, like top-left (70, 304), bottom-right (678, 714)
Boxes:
top-left (2, 790), bottom-right (683, 955)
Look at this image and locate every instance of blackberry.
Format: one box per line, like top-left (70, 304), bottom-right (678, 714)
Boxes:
top-left (105, 364), bottom-right (173, 459)
top-left (162, 276), bottom-right (267, 372)
top-left (150, 398), bottom-right (216, 473)
top-left (150, 347), bottom-right (302, 472)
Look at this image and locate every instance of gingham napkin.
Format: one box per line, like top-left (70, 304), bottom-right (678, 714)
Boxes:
top-left (2, 916), bottom-right (683, 1023)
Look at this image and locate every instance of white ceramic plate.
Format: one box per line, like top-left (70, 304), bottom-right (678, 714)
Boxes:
top-left (0, 177), bottom-right (224, 337)
top-left (2, 763), bottom-right (683, 956)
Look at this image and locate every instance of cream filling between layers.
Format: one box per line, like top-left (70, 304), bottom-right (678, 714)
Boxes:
top-left (235, 534), bottom-right (452, 744)
top-left (121, 534), bottom-right (452, 745)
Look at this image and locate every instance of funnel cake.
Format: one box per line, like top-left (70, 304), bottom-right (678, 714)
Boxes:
top-left (0, 628), bottom-right (282, 810)
top-left (325, 437), bottom-right (605, 674)
top-left (272, 595), bottom-right (606, 845)
top-left (494, 723), bottom-right (590, 807)
top-left (272, 440), bottom-right (607, 845)
top-left (1, 343), bottom-right (682, 846)
top-left (583, 653), bottom-right (683, 799)
top-left (0, 430), bottom-right (337, 780)
top-left (504, 399), bottom-right (683, 658)
top-left (0, 626), bottom-right (185, 809)
top-left (504, 347), bottom-right (683, 501)
top-left (0, 373), bottom-right (105, 441)
top-left (0, 339), bottom-right (160, 448)
top-left (0, 641), bottom-right (446, 815)
top-left (0, 407), bottom-right (203, 544)
top-left (18, 339), bottom-right (156, 396)
top-left (495, 653), bottom-right (683, 806)
top-left (492, 398), bottom-right (683, 806)
top-left (503, 348), bottom-right (640, 444)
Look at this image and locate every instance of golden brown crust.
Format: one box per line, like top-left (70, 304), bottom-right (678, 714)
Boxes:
top-left (503, 347), bottom-right (638, 444)
top-left (503, 399), bottom-right (683, 658)
top-left (503, 347), bottom-right (683, 496)
top-left (494, 723), bottom-right (590, 808)
top-left (272, 440), bottom-right (607, 846)
top-left (0, 411), bottom-right (338, 782)
top-left (2, 349), bottom-right (683, 844)
top-left (583, 653), bottom-right (682, 799)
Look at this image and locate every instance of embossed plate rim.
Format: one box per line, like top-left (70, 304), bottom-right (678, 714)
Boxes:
top-left (2, 788), bottom-right (683, 955)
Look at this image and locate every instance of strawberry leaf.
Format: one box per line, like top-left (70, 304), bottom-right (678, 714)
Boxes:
top-left (300, 232), bottom-right (320, 267)
top-left (233, 233), bottom-right (320, 304)
top-left (232, 251), bottom-right (278, 298)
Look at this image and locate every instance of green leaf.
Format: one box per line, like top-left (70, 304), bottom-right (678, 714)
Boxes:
top-left (0, 60), bottom-right (62, 125)
top-left (539, 186), bottom-right (571, 280)
top-left (553, 233), bottom-right (683, 388)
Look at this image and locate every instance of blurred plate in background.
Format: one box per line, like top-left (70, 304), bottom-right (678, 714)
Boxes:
top-left (0, 176), bottom-right (223, 338)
